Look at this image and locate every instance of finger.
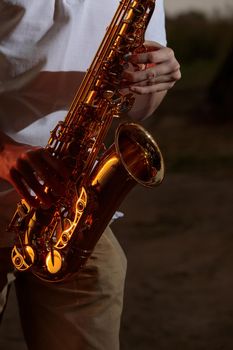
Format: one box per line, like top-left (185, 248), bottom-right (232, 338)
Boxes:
top-left (24, 150), bottom-right (67, 196)
top-left (128, 73), bottom-right (177, 88)
top-left (16, 158), bottom-right (54, 206)
top-left (128, 47), bottom-right (176, 65)
top-left (9, 168), bottom-right (39, 208)
top-left (130, 82), bottom-right (176, 95)
top-left (122, 67), bottom-right (156, 84)
top-left (123, 59), bottom-right (180, 84)
top-left (133, 41), bottom-right (163, 55)
top-left (144, 42), bottom-right (163, 51)
top-left (42, 150), bottom-right (71, 180)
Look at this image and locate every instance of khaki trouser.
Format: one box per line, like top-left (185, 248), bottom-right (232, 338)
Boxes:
top-left (0, 227), bottom-right (127, 350)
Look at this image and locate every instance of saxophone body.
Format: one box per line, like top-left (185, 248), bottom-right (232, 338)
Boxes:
top-left (9, 0), bottom-right (164, 282)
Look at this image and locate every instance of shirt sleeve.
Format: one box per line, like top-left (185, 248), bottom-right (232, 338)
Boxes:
top-left (145, 0), bottom-right (167, 46)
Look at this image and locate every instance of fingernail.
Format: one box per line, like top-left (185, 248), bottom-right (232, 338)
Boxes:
top-left (123, 63), bottom-right (129, 70)
top-left (148, 73), bottom-right (155, 80)
top-left (123, 53), bottom-right (132, 61)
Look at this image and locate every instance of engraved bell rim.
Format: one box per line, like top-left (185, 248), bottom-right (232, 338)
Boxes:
top-left (115, 122), bottom-right (165, 188)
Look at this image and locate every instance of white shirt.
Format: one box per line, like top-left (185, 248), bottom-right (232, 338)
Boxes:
top-left (0, 0), bottom-right (166, 245)
top-left (0, 0), bottom-right (166, 142)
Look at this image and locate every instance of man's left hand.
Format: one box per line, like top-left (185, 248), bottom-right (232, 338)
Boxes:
top-left (122, 41), bottom-right (181, 94)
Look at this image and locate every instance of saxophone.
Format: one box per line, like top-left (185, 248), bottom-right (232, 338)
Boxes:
top-left (9, 0), bottom-right (164, 282)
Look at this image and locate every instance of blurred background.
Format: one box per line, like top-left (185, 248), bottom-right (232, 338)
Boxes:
top-left (1, 1), bottom-right (233, 349)
top-left (115, 1), bottom-right (233, 349)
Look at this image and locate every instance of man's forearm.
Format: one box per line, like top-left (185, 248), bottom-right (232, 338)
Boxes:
top-left (128, 90), bottom-right (167, 121)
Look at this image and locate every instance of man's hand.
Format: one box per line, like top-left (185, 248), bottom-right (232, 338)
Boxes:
top-left (122, 41), bottom-right (181, 95)
top-left (0, 133), bottom-right (70, 207)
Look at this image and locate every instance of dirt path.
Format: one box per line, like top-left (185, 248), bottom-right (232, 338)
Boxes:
top-left (113, 172), bottom-right (233, 349)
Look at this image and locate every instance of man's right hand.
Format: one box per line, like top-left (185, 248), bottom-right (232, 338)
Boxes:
top-left (0, 132), bottom-right (70, 208)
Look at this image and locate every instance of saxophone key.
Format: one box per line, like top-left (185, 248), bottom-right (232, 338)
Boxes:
top-left (45, 249), bottom-right (63, 274)
top-left (11, 245), bottom-right (35, 271)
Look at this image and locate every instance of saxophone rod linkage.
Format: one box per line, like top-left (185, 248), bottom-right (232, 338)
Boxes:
top-left (65, 0), bottom-right (138, 127)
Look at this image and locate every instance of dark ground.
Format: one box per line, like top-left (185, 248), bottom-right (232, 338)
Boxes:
top-left (116, 103), bottom-right (233, 350)
top-left (0, 88), bottom-right (233, 349)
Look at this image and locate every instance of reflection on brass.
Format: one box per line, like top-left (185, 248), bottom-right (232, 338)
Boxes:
top-left (46, 250), bottom-right (62, 274)
top-left (55, 187), bottom-right (87, 250)
top-left (8, 0), bottom-right (164, 282)
top-left (11, 245), bottom-right (35, 271)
